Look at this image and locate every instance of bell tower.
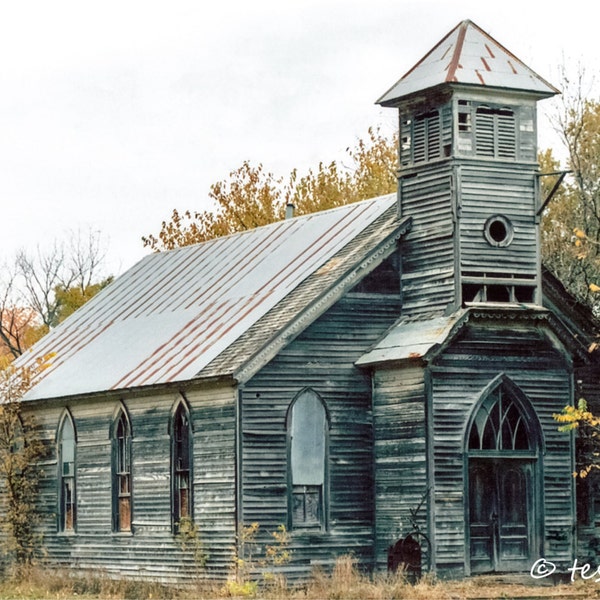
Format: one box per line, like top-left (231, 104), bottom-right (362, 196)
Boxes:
top-left (377, 20), bottom-right (558, 316)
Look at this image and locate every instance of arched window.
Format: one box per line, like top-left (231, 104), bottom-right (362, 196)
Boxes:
top-left (468, 383), bottom-right (532, 453)
top-left (288, 389), bottom-right (328, 529)
top-left (112, 406), bottom-right (132, 532)
top-left (171, 400), bottom-right (193, 531)
top-left (57, 411), bottom-right (76, 532)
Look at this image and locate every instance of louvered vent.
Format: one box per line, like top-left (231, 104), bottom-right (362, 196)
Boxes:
top-left (475, 106), bottom-right (516, 159)
top-left (401, 107), bottom-right (451, 166)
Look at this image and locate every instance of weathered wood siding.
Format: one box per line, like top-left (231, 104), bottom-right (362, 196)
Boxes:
top-left (458, 163), bottom-right (537, 277)
top-left (429, 318), bottom-right (574, 577)
top-left (23, 383), bottom-right (236, 582)
top-left (399, 163), bottom-right (456, 316)
top-left (571, 356), bottom-right (600, 561)
top-left (454, 99), bottom-right (537, 164)
top-left (372, 364), bottom-right (428, 572)
top-left (241, 293), bottom-right (402, 578)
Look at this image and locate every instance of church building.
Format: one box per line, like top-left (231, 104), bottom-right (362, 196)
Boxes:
top-left (9, 19), bottom-right (598, 582)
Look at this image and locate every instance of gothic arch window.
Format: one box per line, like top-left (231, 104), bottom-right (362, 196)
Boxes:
top-left (469, 393), bottom-right (528, 452)
top-left (171, 399), bottom-right (193, 532)
top-left (287, 389), bottom-right (329, 530)
top-left (57, 410), bottom-right (76, 532)
top-left (111, 404), bottom-right (132, 532)
top-left (467, 379), bottom-right (537, 454)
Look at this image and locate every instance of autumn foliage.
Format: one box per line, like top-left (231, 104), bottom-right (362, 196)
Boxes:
top-left (142, 127), bottom-right (398, 251)
top-left (0, 355), bottom-right (53, 566)
top-left (541, 91), bottom-right (600, 313)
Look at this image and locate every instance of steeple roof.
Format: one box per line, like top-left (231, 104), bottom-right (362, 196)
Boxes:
top-left (377, 19), bottom-right (559, 106)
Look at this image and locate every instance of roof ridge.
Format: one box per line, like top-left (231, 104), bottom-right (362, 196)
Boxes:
top-left (157, 192), bottom-right (398, 255)
top-left (445, 20), bottom-right (468, 83)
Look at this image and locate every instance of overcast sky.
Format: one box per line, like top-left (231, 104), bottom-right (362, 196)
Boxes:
top-left (1, 0), bottom-right (597, 277)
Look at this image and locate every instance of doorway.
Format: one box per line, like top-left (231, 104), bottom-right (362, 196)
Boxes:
top-left (466, 376), bottom-right (541, 573)
top-left (469, 458), bottom-right (533, 572)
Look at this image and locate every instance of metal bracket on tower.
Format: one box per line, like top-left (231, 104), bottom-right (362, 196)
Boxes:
top-left (536, 170), bottom-right (572, 216)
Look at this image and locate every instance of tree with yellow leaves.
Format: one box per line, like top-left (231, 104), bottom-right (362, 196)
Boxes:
top-left (555, 398), bottom-right (600, 479)
top-left (142, 127), bottom-right (398, 251)
top-left (541, 68), bottom-right (600, 313)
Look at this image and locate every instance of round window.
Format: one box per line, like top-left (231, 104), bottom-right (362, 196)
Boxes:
top-left (484, 215), bottom-right (513, 247)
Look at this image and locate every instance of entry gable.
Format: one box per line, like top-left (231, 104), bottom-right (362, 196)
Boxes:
top-left (466, 373), bottom-right (545, 456)
top-left (358, 306), bottom-right (588, 369)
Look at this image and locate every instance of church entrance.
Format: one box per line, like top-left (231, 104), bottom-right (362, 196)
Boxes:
top-left (466, 377), bottom-right (541, 574)
top-left (469, 459), bottom-right (533, 572)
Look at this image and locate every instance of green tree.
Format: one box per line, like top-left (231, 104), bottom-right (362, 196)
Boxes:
top-left (142, 127), bottom-right (398, 251)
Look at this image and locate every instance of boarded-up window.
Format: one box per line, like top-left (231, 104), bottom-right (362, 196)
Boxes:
top-left (172, 402), bottom-right (192, 531)
top-left (289, 389), bottom-right (328, 529)
top-left (112, 409), bottom-right (132, 532)
top-left (58, 413), bottom-right (76, 532)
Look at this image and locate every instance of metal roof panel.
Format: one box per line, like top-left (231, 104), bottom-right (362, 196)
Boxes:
top-left (356, 312), bottom-right (465, 365)
top-left (377, 20), bottom-right (558, 105)
top-left (21, 195), bottom-right (397, 400)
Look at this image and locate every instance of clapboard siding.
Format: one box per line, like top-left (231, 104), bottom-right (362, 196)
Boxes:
top-left (241, 293), bottom-right (402, 578)
top-left (459, 163), bottom-right (537, 274)
top-left (399, 163), bottom-right (456, 315)
top-left (372, 364), bottom-right (428, 571)
top-left (22, 383), bottom-right (236, 582)
top-left (429, 319), bottom-right (574, 576)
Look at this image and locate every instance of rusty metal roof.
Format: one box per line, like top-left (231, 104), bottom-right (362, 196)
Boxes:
top-left (356, 312), bottom-right (466, 366)
top-left (21, 195), bottom-right (399, 401)
top-left (356, 304), bottom-right (578, 367)
top-left (377, 19), bottom-right (559, 106)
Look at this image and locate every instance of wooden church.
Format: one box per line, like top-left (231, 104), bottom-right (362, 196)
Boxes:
top-left (10, 19), bottom-right (599, 581)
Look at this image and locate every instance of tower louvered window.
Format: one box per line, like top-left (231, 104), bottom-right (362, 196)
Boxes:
top-left (401, 109), bottom-right (446, 165)
top-left (475, 106), bottom-right (516, 159)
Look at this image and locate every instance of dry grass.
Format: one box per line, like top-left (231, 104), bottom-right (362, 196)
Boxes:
top-left (0, 556), bottom-right (594, 600)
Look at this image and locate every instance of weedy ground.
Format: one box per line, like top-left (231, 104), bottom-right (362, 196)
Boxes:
top-left (0, 556), bottom-right (595, 600)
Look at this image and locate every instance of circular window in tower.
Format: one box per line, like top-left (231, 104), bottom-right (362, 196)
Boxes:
top-left (484, 215), bottom-right (514, 247)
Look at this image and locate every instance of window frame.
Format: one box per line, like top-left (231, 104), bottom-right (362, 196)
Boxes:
top-left (57, 410), bottom-right (77, 533)
top-left (400, 109), bottom-right (443, 166)
top-left (465, 375), bottom-right (543, 460)
top-left (111, 404), bottom-right (133, 533)
top-left (474, 104), bottom-right (516, 160)
top-left (286, 388), bottom-right (330, 531)
top-left (456, 100), bottom-right (518, 160)
top-left (170, 398), bottom-right (193, 533)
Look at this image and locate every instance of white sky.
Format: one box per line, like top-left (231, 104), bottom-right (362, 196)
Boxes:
top-left (0, 0), bottom-right (597, 277)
